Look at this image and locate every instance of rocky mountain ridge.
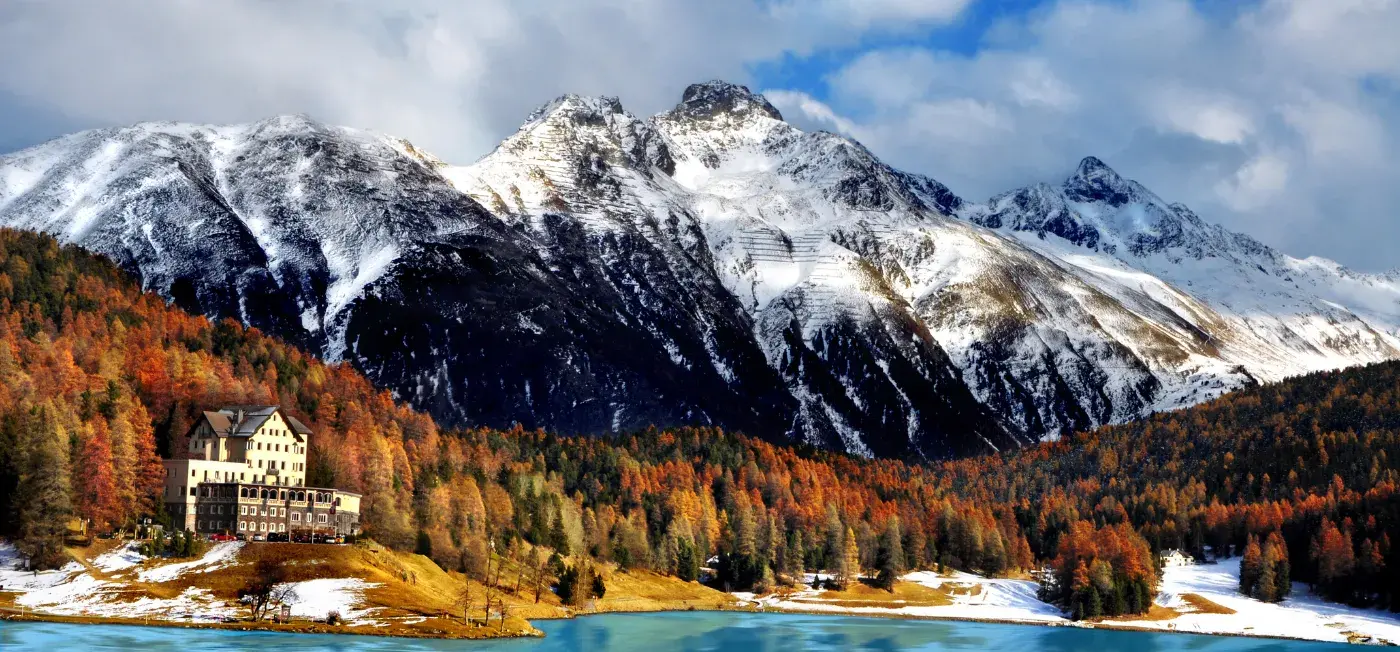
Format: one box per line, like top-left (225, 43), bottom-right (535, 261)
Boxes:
top-left (2, 80), bottom-right (1397, 458)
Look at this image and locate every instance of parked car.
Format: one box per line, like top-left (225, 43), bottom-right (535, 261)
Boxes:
top-left (267, 532), bottom-right (289, 542)
top-left (209, 533), bottom-right (237, 542)
top-left (252, 534), bottom-right (266, 542)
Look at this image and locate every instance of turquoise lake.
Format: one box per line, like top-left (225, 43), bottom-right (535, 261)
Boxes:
top-left (0, 612), bottom-right (1356, 650)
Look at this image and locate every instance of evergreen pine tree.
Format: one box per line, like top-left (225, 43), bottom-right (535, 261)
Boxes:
top-left (16, 405), bottom-right (73, 569)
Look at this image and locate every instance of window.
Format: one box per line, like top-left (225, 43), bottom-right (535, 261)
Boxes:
top-left (197, 520), bottom-right (203, 530)
top-left (318, 514), bottom-right (328, 524)
top-left (292, 513), bottom-right (300, 522)
top-left (240, 521), bottom-right (246, 531)
top-left (306, 512), bottom-right (313, 522)
top-left (260, 522), bottom-right (267, 532)
top-left (278, 523), bottom-right (286, 533)
top-left (190, 487), bottom-right (196, 496)
top-left (240, 506), bottom-right (247, 515)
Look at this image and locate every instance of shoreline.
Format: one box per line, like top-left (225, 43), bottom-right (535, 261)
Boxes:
top-left (0, 606), bottom-right (544, 640)
top-left (7, 597), bottom-right (1392, 647)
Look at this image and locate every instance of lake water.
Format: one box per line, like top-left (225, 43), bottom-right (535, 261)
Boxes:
top-left (0, 612), bottom-right (1355, 650)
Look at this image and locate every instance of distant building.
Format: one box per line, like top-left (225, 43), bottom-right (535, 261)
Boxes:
top-left (1160, 549), bottom-right (1195, 567)
top-left (162, 406), bottom-right (361, 538)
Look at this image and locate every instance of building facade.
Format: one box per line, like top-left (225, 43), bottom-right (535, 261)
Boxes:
top-left (163, 406), bottom-right (361, 538)
top-left (1160, 549), bottom-right (1196, 567)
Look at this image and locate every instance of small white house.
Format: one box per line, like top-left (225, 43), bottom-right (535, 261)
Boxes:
top-left (1160, 549), bottom-right (1195, 567)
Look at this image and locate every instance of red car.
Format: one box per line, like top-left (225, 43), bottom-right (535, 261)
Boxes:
top-left (209, 533), bottom-right (238, 542)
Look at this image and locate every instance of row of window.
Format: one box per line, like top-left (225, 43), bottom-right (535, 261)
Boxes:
top-left (237, 487), bottom-right (335, 503)
top-left (253, 459), bottom-right (305, 472)
top-left (252, 439), bottom-right (303, 455)
top-left (185, 470), bottom-right (306, 487)
top-left (190, 437), bottom-right (304, 456)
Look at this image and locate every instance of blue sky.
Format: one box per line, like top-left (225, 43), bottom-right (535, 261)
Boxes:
top-left (0, 0), bottom-right (1396, 271)
top-left (751, 0), bottom-right (1056, 93)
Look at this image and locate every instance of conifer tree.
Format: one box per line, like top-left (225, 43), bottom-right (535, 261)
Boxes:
top-left (839, 526), bottom-right (861, 588)
top-left (1240, 535), bottom-right (1262, 598)
top-left (875, 517), bottom-right (905, 591)
top-left (16, 405), bottom-right (74, 569)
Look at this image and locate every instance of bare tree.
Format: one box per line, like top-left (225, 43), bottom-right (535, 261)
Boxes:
top-left (457, 582), bottom-right (474, 625)
top-left (481, 539), bottom-right (498, 627)
top-left (527, 548), bottom-right (548, 604)
top-left (511, 539), bottom-right (524, 595)
top-left (238, 556), bottom-right (293, 621)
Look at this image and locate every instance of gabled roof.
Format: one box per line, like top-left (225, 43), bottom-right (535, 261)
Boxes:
top-left (190, 405), bottom-right (310, 442)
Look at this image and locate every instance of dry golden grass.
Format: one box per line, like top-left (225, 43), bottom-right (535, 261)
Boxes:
top-left (1181, 593), bottom-right (1236, 615)
top-left (585, 568), bottom-right (739, 615)
top-left (787, 578), bottom-right (953, 609)
top-left (10, 539), bottom-right (742, 639)
top-left (1093, 604), bottom-right (1182, 623)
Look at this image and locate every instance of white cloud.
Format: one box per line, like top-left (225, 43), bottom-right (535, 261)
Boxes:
top-left (763, 90), bottom-right (861, 135)
top-left (1282, 98), bottom-right (1387, 163)
top-left (0, 0), bottom-right (970, 164)
top-left (1008, 59), bottom-right (1079, 110)
top-left (1150, 87), bottom-right (1254, 145)
top-left (1216, 153), bottom-right (1290, 211)
top-left (771, 0), bottom-right (974, 31)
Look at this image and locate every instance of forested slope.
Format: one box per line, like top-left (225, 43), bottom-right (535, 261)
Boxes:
top-left (1, 227), bottom-right (1395, 618)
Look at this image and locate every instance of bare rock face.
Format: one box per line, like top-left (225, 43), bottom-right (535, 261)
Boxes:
top-left (3, 82), bottom-right (1399, 459)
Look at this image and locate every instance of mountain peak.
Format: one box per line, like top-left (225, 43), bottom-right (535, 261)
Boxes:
top-left (674, 80), bottom-right (783, 122)
top-left (1063, 155), bottom-right (1134, 205)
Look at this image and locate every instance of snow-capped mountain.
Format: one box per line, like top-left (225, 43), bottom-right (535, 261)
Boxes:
top-left (2, 81), bottom-right (1397, 459)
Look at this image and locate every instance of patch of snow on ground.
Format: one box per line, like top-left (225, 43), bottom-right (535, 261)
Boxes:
top-left (736, 570), bottom-right (1067, 624)
top-left (91, 541), bottom-right (146, 573)
top-left (277, 578), bottom-right (380, 623)
top-left (1116, 557), bottom-right (1400, 645)
top-left (137, 541), bottom-right (244, 583)
top-left (18, 574), bottom-right (237, 622)
top-left (0, 542), bottom-right (83, 591)
top-left (14, 572), bottom-right (107, 611)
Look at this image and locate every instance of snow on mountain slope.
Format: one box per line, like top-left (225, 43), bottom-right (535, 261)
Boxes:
top-left (445, 84), bottom-right (1015, 458)
top-left (2, 80), bottom-right (1398, 458)
top-left (0, 115), bottom-right (486, 355)
top-left (961, 157), bottom-right (1400, 396)
top-left (451, 81), bottom-right (1400, 445)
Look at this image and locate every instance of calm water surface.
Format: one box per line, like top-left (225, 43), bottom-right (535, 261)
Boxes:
top-left (0, 612), bottom-right (1355, 651)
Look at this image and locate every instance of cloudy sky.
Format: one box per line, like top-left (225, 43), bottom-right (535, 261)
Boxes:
top-left (1, 0), bottom-right (1397, 270)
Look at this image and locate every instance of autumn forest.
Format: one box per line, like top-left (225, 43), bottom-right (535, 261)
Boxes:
top-left (0, 228), bottom-right (1396, 619)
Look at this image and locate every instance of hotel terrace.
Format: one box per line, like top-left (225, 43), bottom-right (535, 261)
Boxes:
top-left (162, 405), bottom-right (361, 539)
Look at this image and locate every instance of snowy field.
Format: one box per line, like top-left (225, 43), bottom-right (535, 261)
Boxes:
top-left (1116, 558), bottom-right (1400, 645)
top-left (735, 561), bottom-right (1400, 645)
